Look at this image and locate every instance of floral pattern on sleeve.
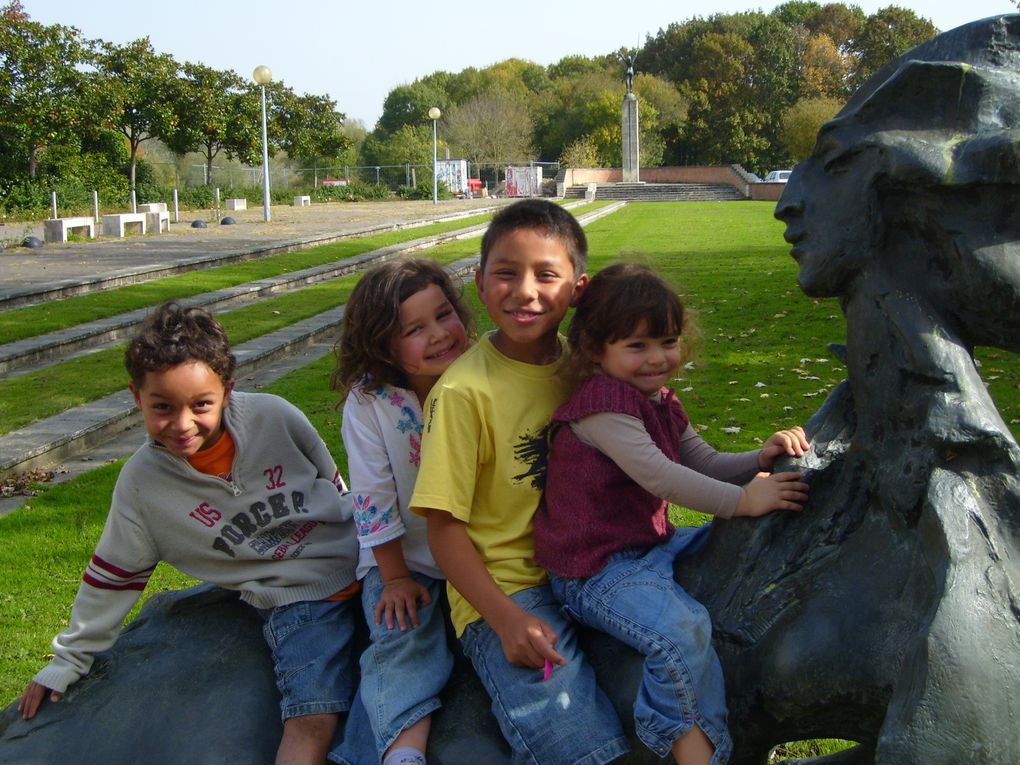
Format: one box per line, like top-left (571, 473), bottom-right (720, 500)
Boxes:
top-left (353, 493), bottom-right (393, 537)
top-left (379, 387), bottom-right (424, 468)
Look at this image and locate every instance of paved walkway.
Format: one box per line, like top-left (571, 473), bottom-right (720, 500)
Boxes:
top-left (0, 198), bottom-right (510, 307)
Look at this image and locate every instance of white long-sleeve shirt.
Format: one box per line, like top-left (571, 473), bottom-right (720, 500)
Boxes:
top-left (342, 384), bottom-right (442, 580)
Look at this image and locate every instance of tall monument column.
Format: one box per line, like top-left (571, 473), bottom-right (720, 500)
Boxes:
top-left (621, 54), bottom-right (640, 183)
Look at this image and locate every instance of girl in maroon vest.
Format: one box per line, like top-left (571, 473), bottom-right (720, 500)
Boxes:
top-left (534, 263), bottom-right (809, 765)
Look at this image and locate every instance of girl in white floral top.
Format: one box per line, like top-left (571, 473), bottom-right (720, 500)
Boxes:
top-left (331, 259), bottom-right (473, 765)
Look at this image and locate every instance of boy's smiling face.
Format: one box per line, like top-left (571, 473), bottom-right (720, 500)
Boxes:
top-left (130, 360), bottom-right (233, 459)
top-left (475, 227), bottom-right (587, 365)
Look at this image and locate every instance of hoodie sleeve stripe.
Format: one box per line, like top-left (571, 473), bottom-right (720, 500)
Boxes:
top-left (82, 554), bottom-right (155, 591)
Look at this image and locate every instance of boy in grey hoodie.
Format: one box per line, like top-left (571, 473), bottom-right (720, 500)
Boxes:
top-left (19, 302), bottom-right (359, 765)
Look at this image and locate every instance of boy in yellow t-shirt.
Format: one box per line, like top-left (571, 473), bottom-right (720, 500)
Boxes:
top-left (411, 199), bottom-right (629, 764)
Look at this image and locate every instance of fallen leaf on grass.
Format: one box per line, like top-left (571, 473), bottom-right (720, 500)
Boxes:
top-left (1, 469), bottom-right (56, 498)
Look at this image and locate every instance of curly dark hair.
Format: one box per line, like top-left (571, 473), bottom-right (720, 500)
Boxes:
top-left (124, 302), bottom-right (237, 388)
top-left (331, 258), bottom-right (474, 398)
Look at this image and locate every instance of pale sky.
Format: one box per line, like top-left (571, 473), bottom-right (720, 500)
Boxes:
top-left (21, 0), bottom-right (1019, 128)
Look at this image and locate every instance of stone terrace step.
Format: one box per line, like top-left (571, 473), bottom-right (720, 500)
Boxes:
top-left (564, 182), bottom-right (744, 202)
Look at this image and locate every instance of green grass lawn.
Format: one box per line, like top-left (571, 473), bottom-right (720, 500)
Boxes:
top-left (3, 201), bottom-right (1017, 760)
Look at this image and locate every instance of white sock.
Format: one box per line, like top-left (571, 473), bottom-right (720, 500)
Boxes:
top-left (382, 747), bottom-right (426, 765)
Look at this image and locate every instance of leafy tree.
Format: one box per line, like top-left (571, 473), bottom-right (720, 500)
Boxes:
top-left (804, 3), bottom-right (865, 52)
top-left (275, 90), bottom-right (352, 170)
top-left (781, 96), bottom-right (842, 160)
top-left (849, 6), bottom-right (938, 87)
top-left (771, 1), bottom-right (823, 26)
top-left (559, 134), bottom-right (603, 168)
top-left (477, 58), bottom-right (551, 102)
top-left (375, 81), bottom-right (449, 136)
top-left (360, 123), bottom-right (439, 173)
top-left (440, 67), bottom-right (485, 105)
top-left (642, 12), bottom-right (800, 169)
top-left (743, 14), bottom-right (801, 167)
top-left (548, 54), bottom-right (609, 81)
top-left (94, 37), bottom-right (181, 191)
top-left (799, 32), bottom-right (850, 99)
top-left (680, 31), bottom-right (768, 166)
top-left (0, 2), bottom-right (91, 178)
top-left (444, 88), bottom-right (535, 170)
top-left (336, 118), bottom-right (368, 172)
top-left (573, 88), bottom-right (622, 165)
top-left (163, 63), bottom-right (255, 185)
top-left (534, 71), bottom-right (619, 162)
top-left (633, 73), bottom-right (687, 165)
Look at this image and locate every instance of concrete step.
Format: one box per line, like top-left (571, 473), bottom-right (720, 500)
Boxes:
top-left (564, 183), bottom-right (744, 202)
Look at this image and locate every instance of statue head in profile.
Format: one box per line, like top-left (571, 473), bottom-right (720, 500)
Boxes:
top-left (777, 16), bottom-right (1020, 351)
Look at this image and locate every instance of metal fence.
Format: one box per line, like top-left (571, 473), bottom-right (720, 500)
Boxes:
top-left (296, 161), bottom-right (560, 192)
top-left (147, 159), bottom-right (560, 193)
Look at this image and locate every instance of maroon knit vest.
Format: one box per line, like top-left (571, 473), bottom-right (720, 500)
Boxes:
top-left (534, 374), bottom-right (690, 578)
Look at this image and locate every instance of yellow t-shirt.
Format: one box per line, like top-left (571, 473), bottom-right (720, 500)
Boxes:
top-left (411, 334), bottom-right (571, 635)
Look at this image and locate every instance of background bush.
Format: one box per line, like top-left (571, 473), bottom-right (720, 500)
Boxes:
top-left (312, 179), bottom-right (392, 202)
top-left (395, 179), bottom-right (452, 201)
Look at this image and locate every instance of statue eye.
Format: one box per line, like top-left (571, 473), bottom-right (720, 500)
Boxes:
top-left (824, 151), bottom-right (856, 175)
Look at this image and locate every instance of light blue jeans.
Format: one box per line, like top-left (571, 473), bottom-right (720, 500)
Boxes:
top-left (549, 529), bottom-right (733, 764)
top-left (460, 584), bottom-right (630, 765)
top-left (260, 597), bottom-right (358, 720)
top-left (331, 569), bottom-right (453, 764)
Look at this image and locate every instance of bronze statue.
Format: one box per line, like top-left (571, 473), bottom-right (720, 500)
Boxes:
top-left (676, 14), bottom-right (1020, 765)
top-left (621, 52), bottom-right (636, 94)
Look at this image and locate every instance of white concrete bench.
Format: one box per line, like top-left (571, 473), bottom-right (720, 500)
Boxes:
top-left (225, 198), bottom-right (247, 211)
top-left (293, 195), bottom-right (311, 207)
top-left (146, 210), bottom-right (170, 233)
top-left (43, 216), bottom-right (96, 244)
top-left (138, 203), bottom-right (170, 233)
top-left (102, 212), bottom-right (147, 237)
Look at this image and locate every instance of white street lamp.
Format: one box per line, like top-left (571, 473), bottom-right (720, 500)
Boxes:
top-left (253, 65), bottom-right (273, 222)
top-left (428, 107), bottom-right (441, 205)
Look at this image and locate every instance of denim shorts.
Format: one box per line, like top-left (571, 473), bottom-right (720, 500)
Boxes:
top-left (460, 584), bottom-right (630, 765)
top-left (549, 529), bottom-right (733, 764)
top-left (260, 597), bottom-right (358, 721)
top-left (333, 568), bottom-right (454, 762)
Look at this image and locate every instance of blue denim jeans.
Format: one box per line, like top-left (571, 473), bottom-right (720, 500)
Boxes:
top-left (460, 584), bottom-right (630, 765)
top-left (550, 529), bottom-right (733, 764)
top-left (345, 568), bottom-right (453, 761)
top-left (260, 597), bottom-right (358, 720)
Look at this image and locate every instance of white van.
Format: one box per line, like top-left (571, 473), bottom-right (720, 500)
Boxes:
top-left (764, 169), bottom-right (792, 183)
